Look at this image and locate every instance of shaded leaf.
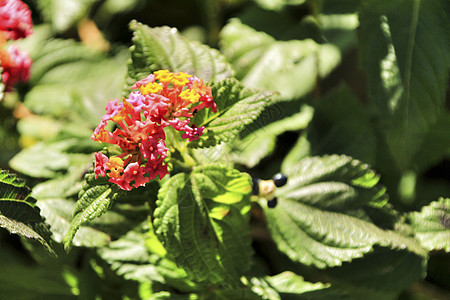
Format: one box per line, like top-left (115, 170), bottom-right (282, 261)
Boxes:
top-left (308, 85), bottom-right (377, 165)
top-left (358, 0), bottom-right (449, 170)
top-left (0, 247), bottom-right (76, 299)
top-left (0, 170), bottom-right (54, 255)
top-left (324, 247), bottom-right (427, 300)
top-left (231, 104), bottom-right (314, 168)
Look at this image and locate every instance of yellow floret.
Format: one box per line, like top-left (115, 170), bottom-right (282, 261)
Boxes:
top-left (107, 156), bottom-right (124, 178)
top-left (179, 88), bottom-right (200, 103)
top-left (172, 72), bottom-right (192, 86)
top-left (140, 82), bottom-right (163, 95)
top-left (154, 70), bottom-right (174, 83)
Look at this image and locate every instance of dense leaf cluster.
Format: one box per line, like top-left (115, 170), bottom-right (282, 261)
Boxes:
top-left (0, 0), bottom-right (448, 299)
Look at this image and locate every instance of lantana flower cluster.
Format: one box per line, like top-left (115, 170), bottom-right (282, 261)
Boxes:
top-left (92, 70), bottom-right (215, 191)
top-left (0, 0), bottom-right (32, 90)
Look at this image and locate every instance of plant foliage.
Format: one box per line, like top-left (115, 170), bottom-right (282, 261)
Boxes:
top-left (1, 0), bottom-right (448, 299)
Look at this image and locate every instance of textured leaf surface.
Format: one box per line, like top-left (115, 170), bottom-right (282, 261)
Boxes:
top-left (264, 155), bottom-right (425, 269)
top-left (358, 0), bottom-right (449, 170)
top-left (280, 155), bottom-right (387, 211)
top-left (98, 224), bottom-right (198, 292)
top-left (220, 19), bottom-right (340, 101)
top-left (63, 172), bottom-right (123, 251)
top-left (126, 21), bottom-right (234, 93)
top-left (189, 78), bottom-right (275, 148)
top-left (153, 165), bottom-right (252, 285)
top-left (0, 170), bottom-right (54, 255)
top-left (246, 272), bottom-right (348, 300)
top-left (407, 197), bottom-right (449, 252)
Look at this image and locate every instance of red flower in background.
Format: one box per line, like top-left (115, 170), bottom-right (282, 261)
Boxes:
top-left (0, 0), bottom-right (32, 40)
top-left (0, 43), bottom-right (31, 89)
top-left (0, 0), bottom-right (32, 90)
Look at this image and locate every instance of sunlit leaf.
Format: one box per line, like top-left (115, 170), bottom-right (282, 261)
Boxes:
top-left (153, 165), bottom-right (252, 286)
top-left (220, 19), bottom-right (341, 101)
top-left (189, 78), bottom-right (275, 148)
top-left (126, 21), bottom-right (234, 94)
top-left (407, 197), bottom-right (449, 252)
top-left (264, 155), bottom-right (425, 269)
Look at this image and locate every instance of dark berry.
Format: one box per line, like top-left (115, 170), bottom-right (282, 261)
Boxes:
top-left (272, 173), bottom-right (288, 187)
top-left (267, 197), bottom-right (278, 208)
top-left (251, 176), bottom-right (260, 195)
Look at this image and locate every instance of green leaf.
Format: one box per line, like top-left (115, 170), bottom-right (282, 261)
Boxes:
top-left (23, 38), bottom-right (127, 125)
top-left (412, 112), bottom-right (450, 173)
top-left (63, 172), bottom-right (123, 251)
top-left (263, 155), bottom-right (426, 269)
top-left (36, 0), bottom-right (98, 32)
top-left (37, 199), bottom-right (110, 248)
top-left (0, 170), bottom-right (55, 255)
top-left (0, 247), bottom-right (76, 299)
top-left (29, 39), bottom-right (103, 85)
top-left (265, 271), bottom-right (328, 295)
top-left (279, 155), bottom-right (388, 211)
top-left (308, 85), bottom-right (377, 165)
top-left (189, 78), bottom-right (275, 148)
top-left (153, 165), bottom-right (252, 286)
top-left (98, 222), bottom-right (199, 292)
top-left (324, 247), bottom-right (427, 300)
top-left (125, 21), bottom-right (234, 93)
top-left (407, 197), bottom-right (449, 252)
top-left (245, 272), bottom-right (348, 300)
top-left (9, 139), bottom-right (90, 178)
top-left (220, 19), bottom-right (341, 101)
top-left (254, 0), bottom-right (306, 11)
top-left (358, 0), bottom-right (449, 170)
top-left (231, 104), bottom-right (314, 168)
top-left (281, 132), bottom-right (311, 173)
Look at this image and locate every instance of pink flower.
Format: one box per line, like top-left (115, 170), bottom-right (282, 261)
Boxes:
top-left (1, 44), bottom-right (31, 90)
top-left (144, 157), bottom-right (168, 181)
top-left (0, 0), bottom-right (33, 40)
top-left (94, 152), bottom-right (109, 179)
top-left (122, 162), bottom-right (149, 189)
top-left (130, 74), bottom-right (155, 89)
top-left (91, 70), bottom-right (216, 190)
top-left (182, 125), bottom-right (205, 142)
